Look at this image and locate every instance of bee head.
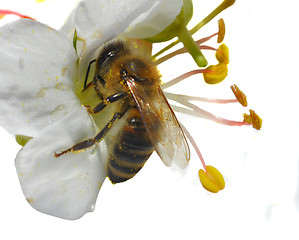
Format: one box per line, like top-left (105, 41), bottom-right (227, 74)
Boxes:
top-left (120, 58), bottom-right (160, 85)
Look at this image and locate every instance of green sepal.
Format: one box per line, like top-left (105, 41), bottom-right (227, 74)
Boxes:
top-left (73, 29), bottom-right (78, 53)
top-left (15, 135), bottom-right (32, 147)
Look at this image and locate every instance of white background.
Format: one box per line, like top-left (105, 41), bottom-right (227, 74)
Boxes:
top-left (0, 0), bottom-right (299, 239)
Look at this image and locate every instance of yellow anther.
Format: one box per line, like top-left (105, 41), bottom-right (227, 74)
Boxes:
top-left (203, 63), bottom-right (228, 84)
top-left (231, 84), bottom-right (248, 107)
top-left (250, 109), bottom-right (262, 130)
top-left (199, 165), bottom-right (225, 193)
top-left (243, 113), bottom-right (251, 124)
top-left (216, 43), bottom-right (229, 64)
top-left (217, 18), bottom-right (225, 43)
top-left (243, 109), bottom-right (262, 130)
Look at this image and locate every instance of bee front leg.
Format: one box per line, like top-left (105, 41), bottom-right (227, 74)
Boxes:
top-left (54, 112), bottom-right (123, 157)
top-left (87, 92), bottom-right (127, 114)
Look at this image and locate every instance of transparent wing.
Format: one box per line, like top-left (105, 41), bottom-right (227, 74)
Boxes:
top-left (126, 78), bottom-right (190, 169)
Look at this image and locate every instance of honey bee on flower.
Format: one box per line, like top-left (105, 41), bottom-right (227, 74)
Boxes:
top-left (0, 0), bottom-right (261, 220)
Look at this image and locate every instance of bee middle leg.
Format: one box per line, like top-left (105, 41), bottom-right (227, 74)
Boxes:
top-left (54, 112), bottom-right (123, 157)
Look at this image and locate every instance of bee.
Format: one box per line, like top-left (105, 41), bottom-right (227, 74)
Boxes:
top-left (55, 40), bottom-right (190, 183)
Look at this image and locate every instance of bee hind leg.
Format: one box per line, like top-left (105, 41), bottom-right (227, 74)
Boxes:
top-left (54, 112), bottom-right (123, 157)
top-left (54, 139), bottom-right (95, 157)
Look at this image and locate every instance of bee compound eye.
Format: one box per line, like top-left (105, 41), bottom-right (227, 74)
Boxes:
top-left (97, 41), bottom-right (128, 71)
top-left (121, 58), bottom-right (150, 83)
top-left (132, 75), bottom-right (148, 83)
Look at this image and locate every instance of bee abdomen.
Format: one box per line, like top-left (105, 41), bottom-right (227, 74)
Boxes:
top-left (108, 116), bottom-right (154, 184)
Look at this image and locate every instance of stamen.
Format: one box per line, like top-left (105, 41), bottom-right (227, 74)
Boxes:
top-left (203, 44), bottom-right (230, 84)
top-left (199, 45), bottom-right (218, 51)
top-left (153, 0), bottom-right (235, 59)
top-left (167, 95), bottom-right (249, 127)
top-left (155, 35), bottom-right (218, 65)
top-left (231, 84), bottom-right (247, 107)
top-left (217, 18), bottom-right (225, 43)
top-left (189, 0), bottom-right (235, 36)
top-left (155, 19), bottom-right (225, 65)
top-left (216, 43), bottom-right (229, 64)
top-left (199, 165), bottom-right (225, 193)
top-left (181, 121), bottom-right (225, 193)
top-left (155, 45), bottom-right (192, 65)
top-left (196, 33), bottom-right (219, 45)
top-left (165, 92), bottom-right (238, 104)
top-left (203, 63), bottom-right (228, 84)
top-left (243, 109), bottom-right (262, 130)
top-left (0, 9), bottom-right (35, 20)
top-left (162, 69), bottom-right (206, 89)
top-left (180, 123), bottom-right (207, 171)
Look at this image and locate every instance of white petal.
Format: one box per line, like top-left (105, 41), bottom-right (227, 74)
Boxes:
top-left (59, 8), bottom-right (76, 41)
top-left (15, 107), bottom-right (107, 220)
top-left (74, 0), bottom-right (156, 43)
top-left (0, 19), bottom-right (79, 137)
top-left (60, 0), bottom-right (182, 46)
top-left (65, 0), bottom-right (158, 84)
top-left (124, 0), bottom-right (183, 39)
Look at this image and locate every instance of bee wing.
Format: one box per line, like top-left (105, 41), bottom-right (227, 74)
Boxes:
top-left (126, 78), bottom-right (190, 169)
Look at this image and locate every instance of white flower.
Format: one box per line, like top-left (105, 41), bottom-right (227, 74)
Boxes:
top-left (0, 0), bottom-right (182, 219)
top-left (123, 0), bottom-right (183, 39)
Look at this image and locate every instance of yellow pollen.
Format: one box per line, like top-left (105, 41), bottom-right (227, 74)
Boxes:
top-left (199, 166), bottom-right (225, 193)
top-left (243, 109), bottom-right (262, 130)
top-left (203, 63), bottom-right (228, 84)
top-left (231, 84), bottom-right (247, 107)
top-left (216, 43), bottom-right (229, 64)
top-left (217, 18), bottom-right (225, 43)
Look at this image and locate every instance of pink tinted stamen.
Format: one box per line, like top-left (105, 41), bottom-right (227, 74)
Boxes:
top-left (155, 32), bottom-right (219, 65)
top-left (0, 9), bottom-right (35, 20)
top-left (195, 32), bottom-right (218, 45)
top-left (165, 92), bottom-right (238, 104)
top-left (167, 94), bottom-right (249, 127)
top-left (162, 69), bottom-right (207, 89)
top-left (174, 104), bottom-right (249, 126)
top-left (180, 123), bottom-right (207, 171)
top-left (199, 45), bottom-right (218, 51)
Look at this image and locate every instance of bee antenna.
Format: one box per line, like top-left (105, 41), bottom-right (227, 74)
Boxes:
top-left (83, 59), bottom-right (96, 91)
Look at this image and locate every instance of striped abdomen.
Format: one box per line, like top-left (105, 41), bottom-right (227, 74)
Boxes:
top-left (107, 114), bottom-right (154, 184)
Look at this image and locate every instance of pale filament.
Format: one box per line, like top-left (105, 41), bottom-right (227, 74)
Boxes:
top-left (180, 123), bottom-right (207, 171)
top-left (162, 69), bottom-right (206, 89)
top-left (155, 32), bottom-right (218, 65)
top-left (165, 92), bottom-right (238, 104)
top-left (166, 92), bottom-right (248, 127)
